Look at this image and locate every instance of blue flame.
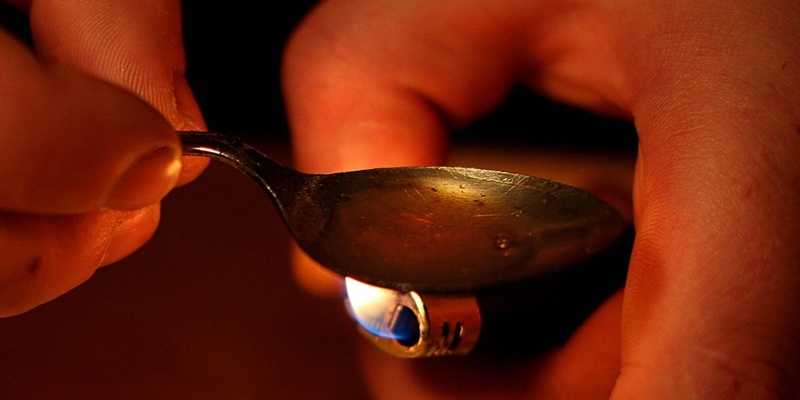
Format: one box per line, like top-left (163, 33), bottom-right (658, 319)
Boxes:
top-left (345, 278), bottom-right (421, 345)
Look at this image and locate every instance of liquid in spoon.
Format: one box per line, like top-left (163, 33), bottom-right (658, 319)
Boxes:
top-left (180, 131), bottom-right (625, 292)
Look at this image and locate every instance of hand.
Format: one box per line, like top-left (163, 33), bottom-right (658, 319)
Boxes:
top-left (0, 0), bottom-right (207, 316)
top-left (282, 1), bottom-right (800, 399)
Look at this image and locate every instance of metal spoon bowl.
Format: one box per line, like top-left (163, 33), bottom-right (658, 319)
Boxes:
top-left (179, 131), bottom-right (625, 292)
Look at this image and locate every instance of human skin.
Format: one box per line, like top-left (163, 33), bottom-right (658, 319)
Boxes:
top-left (282, 1), bottom-right (800, 399)
top-left (0, 0), bottom-right (207, 316)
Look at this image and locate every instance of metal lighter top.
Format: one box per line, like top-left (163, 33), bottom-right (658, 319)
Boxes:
top-left (343, 229), bottom-right (634, 358)
top-left (344, 277), bottom-right (481, 357)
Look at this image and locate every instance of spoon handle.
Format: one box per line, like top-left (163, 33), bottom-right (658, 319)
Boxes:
top-left (178, 131), bottom-right (305, 205)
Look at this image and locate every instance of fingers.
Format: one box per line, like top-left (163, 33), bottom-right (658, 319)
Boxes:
top-left (0, 208), bottom-right (159, 316)
top-left (282, 0), bottom-right (528, 173)
top-left (614, 2), bottom-right (800, 398)
top-left (26, 0), bottom-right (204, 131)
top-left (283, 0), bottom-right (631, 168)
top-left (25, 0), bottom-right (209, 184)
top-left (0, 0), bottom-right (207, 214)
top-left (0, 0), bottom-right (207, 314)
top-left (0, 35), bottom-right (180, 214)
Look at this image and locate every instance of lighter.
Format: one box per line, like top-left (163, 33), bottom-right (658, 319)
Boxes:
top-left (343, 229), bottom-right (634, 358)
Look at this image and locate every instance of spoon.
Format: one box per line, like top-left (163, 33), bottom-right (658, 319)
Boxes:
top-left (179, 131), bottom-right (626, 293)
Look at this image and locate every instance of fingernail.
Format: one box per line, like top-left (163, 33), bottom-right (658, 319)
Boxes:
top-left (105, 146), bottom-right (182, 210)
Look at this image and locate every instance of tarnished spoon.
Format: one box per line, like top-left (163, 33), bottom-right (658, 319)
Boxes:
top-left (179, 131), bottom-right (625, 292)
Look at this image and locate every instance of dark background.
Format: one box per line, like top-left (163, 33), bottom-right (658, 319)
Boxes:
top-left (181, 1), bottom-right (317, 135)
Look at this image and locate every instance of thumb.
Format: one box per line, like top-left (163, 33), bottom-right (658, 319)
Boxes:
top-left (0, 34), bottom-right (181, 214)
